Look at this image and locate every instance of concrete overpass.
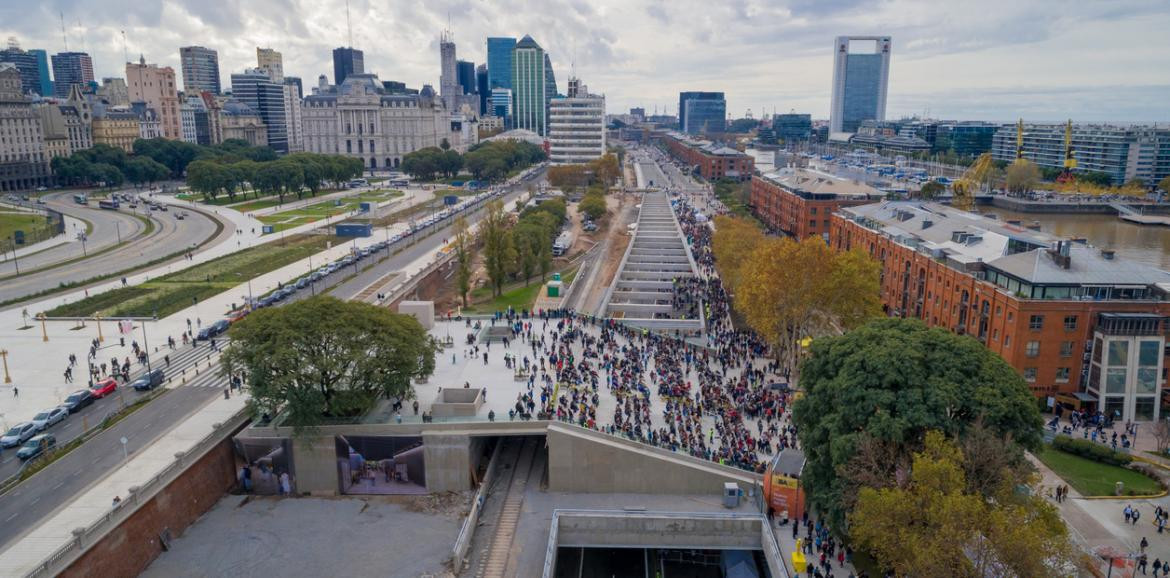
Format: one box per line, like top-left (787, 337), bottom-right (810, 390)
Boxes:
top-left (600, 191), bottom-right (704, 333)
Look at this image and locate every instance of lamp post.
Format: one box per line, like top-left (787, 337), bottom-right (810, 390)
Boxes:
top-left (37, 312), bottom-right (47, 342)
top-left (94, 312), bottom-right (104, 343)
top-left (141, 315), bottom-right (153, 374)
top-left (0, 349), bottom-right (10, 384)
top-left (7, 236), bottom-right (18, 275)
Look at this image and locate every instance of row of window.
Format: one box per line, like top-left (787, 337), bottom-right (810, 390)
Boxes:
top-left (1028, 314), bottom-right (1079, 331)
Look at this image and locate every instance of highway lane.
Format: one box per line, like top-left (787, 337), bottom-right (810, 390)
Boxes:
top-left (0, 192), bottom-right (148, 276)
top-left (0, 167), bottom-right (549, 551)
top-left (0, 194), bottom-right (231, 304)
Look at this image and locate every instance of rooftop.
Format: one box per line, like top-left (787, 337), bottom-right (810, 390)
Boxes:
top-left (758, 167), bottom-right (885, 199)
top-left (842, 201), bottom-right (1170, 291)
top-left (664, 131), bottom-right (751, 158)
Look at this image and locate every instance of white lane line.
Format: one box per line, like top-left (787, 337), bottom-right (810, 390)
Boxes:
top-left (5, 513), bottom-right (16, 522)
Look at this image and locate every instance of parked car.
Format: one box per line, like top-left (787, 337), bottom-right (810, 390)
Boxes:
top-left (17, 434), bottom-right (56, 461)
top-left (30, 407), bottom-right (68, 430)
top-left (62, 389), bottom-right (95, 413)
top-left (295, 278), bottom-right (309, 289)
top-left (90, 377), bottom-right (118, 398)
top-left (1, 422), bottom-right (38, 448)
top-left (131, 368), bottom-right (166, 391)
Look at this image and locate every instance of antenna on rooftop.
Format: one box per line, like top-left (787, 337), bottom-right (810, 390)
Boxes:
top-left (77, 19), bottom-right (86, 53)
top-left (345, 0), bottom-right (353, 46)
top-left (59, 12), bottom-right (68, 51)
top-left (121, 30), bottom-right (128, 64)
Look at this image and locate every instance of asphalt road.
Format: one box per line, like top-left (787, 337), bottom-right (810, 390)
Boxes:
top-left (0, 341), bottom-right (224, 548)
top-left (0, 191), bottom-right (231, 304)
top-left (0, 167), bottom-right (549, 550)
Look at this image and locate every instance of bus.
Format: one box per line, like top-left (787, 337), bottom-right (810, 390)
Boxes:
top-left (98, 199), bottom-right (120, 210)
top-left (73, 194), bottom-right (88, 205)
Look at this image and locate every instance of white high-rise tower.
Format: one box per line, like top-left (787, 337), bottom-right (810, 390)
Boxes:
top-left (829, 36), bottom-right (891, 135)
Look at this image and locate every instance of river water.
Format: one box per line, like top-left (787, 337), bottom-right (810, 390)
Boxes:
top-left (981, 208), bottom-right (1170, 271)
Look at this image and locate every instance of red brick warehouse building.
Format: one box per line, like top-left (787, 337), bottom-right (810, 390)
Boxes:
top-left (831, 201), bottom-right (1170, 422)
top-left (661, 131), bottom-right (754, 181)
top-left (750, 168), bottom-right (885, 242)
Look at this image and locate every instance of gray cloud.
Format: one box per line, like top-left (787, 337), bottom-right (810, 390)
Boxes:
top-left (0, 0), bottom-right (1166, 121)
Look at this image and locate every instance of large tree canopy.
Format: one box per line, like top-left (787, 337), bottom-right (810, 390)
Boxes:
top-left (791, 318), bottom-right (1043, 529)
top-left (222, 296), bottom-right (437, 432)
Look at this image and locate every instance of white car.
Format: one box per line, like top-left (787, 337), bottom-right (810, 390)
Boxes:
top-left (31, 407), bottom-right (68, 430)
top-left (1, 422), bottom-right (38, 448)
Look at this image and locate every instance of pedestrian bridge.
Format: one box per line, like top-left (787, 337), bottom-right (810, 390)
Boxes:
top-left (600, 191), bottom-right (704, 333)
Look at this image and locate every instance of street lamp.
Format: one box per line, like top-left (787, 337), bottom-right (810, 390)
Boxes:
top-left (0, 349), bottom-right (10, 384)
top-left (93, 311), bottom-right (104, 343)
top-left (141, 315), bottom-right (153, 374)
top-left (37, 312), bottom-right (47, 342)
top-left (7, 236), bottom-right (18, 275)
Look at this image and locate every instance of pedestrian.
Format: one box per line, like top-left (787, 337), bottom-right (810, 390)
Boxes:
top-left (1143, 536), bottom-right (1150, 553)
top-left (279, 471), bottom-right (291, 496)
top-left (1135, 509), bottom-right (1143, 526)
top-left (1139, 554), bottom-right (1148, 575)
top-left (1154, 559), bottom-right (1162, 576)
top-left (1127, 505), bottom-right (1135, 524)
top-left (12, 386), bottom-right (17, 397)
top-left (241, 464), bottom-right (253, 493)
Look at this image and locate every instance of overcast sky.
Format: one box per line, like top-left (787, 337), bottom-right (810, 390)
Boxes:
top-left (3, 0), bottom-right (1168, 123)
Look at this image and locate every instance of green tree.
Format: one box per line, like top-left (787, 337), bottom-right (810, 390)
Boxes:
top-left (402, 147), bottom-right (442, 181)
top-left (791, 318), bottom-right (1045, 530)
top-left (851, 431), bottom-right (1076, 577)
top-left (711, 215), bottom-right (766, 294)
top-left (579, 192), bottom-right (607, 221)
top-left (481, 200), bottom-right (510, 296)
top-left (1076, 171), bottom-right (1113, 187)
top-left (222, 296), bottom-right (438, 434)
top-left (918, 180), bottom-right (946, 200)
top-left (1159, 175), bottom-right (1170, 193)
top-left (438, 149), bottom-right (463, 178)
top-left (453, 216), bottom-right (473, 308)
top-left (513, 222), bottom-right (543, 284)
top-left (1006, 160), bottom-right (1041, 195)
top-left (90, 163), bottom-right (124, 188)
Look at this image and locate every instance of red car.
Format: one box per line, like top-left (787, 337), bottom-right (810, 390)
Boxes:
top-left (90, 377), bottom-right (118, 398)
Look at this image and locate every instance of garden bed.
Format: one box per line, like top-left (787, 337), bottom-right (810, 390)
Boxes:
top-left (1036, 444), bottom-right (1162, 497)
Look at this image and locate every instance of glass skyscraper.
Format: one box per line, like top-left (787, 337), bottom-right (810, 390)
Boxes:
top-left (486, 37), bottom-right (516, 90)
top-left (231, 69), bottom-right (287, 152)
top-left (332, 47), bottom-right (364, 85)
top-left (457, 60), bottom-right (476, 95)
top-left (829, 36), bottom-right (891, 134)
top-left (678, 91), bottom-right (725, 135)
top-left (511, 36), bottom-right (547, 135)
top-left (51, 51), bottom-right (95, 98)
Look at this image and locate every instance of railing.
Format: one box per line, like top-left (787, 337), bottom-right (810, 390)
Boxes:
top-left (451, 439), bottom-right (504, 565)
top-left (26, 406), bottom-right (250, 578)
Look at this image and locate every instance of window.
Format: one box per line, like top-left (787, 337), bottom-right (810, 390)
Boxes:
top-left (1060, 341), bottom-right (1075, 357)
top-left (1005, 335), bottom-right (1011, 347)
top-left (1007, 312), bottom-right (1014, 321)
top-left (809, 220), bottom-right (817, 228)
top-left (1025, 341), bottom-right (1040, 357)
top-left (1055, 367), bottom-right (1070, 382)
top-left (1106, 368), bottom-right (1127, 393)
top-left (810, 207), bottom-right (817, 215)
top-left (996, 306), bottom-right (1002, 317)
top-left (1063, 315), bottom-right (1078, 331)
top-left (1139, 340), bottom-right (1161, 367)
top-left (346, 140), bottom-right (351, 153)
top-left (1108, 341), bottom-right (1129, 366)
top-left (1028, 315), bottom-right (1044, 330)
top-left (1023, 368), bottom-right (1037, 382)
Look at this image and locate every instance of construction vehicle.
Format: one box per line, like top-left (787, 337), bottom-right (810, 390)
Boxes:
top-left (950, 152), bottom-right (995, 212)
top-left (1056, 119), bottom-right (1077, 184)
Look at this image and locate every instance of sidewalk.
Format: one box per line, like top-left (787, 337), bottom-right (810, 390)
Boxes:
top-left (0, 392), bottom-right (247, 576)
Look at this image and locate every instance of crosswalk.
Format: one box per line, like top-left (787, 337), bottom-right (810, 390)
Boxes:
top-left (115, 340), bottom-right (231, 390)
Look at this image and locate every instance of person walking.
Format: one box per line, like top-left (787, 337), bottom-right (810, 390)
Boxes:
top-left (279, 471), bottom-right (291, 496)
top-left (1135, 509), bottom-right (1143, 526)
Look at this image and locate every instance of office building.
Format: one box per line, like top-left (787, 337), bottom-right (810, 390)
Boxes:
top-left (475, 64), bottom-right (488, 115)
top-left (179, 94), bottom-right (213, 145)
top-left (126, 56), bottom-right (181, 139)
top-left (630, 107), bottom-right (645, 122)
top-left (51, 51), bottom-right (95, 98)
top-left (283, 83), bottom-right (303, 152)
top-left (457, 60), bottom-right (475, 96)
top-left (544, 53), bottom-right (558, 100)
top-left (38, 83), bottom-right (92, 160)
top-left (219, 100), bottom-right (267, 147)
top-left (849, 120), bottom-right (931, 154)
top-left (256, 47), bottom-right (283, 83)
top-left (132, 102), bottom-right (163, 139)
top-left (439, 32), bottom-right (459, 105)
top-left (773, 113), bottom-right (812, 143)
top-left (180, 97), bottom-right (199, 143)
top-left (678, 92), bottom-right (725, 135)
top-left (0, 64), bottom-right (49, 191)
top-left (91, 106), bottom-right (140, 152)
top-left (179, 45), bottom-right (221, 94)
top-left (829, 36), bottom-right (891, 134)
top-left (992, 123), bottom-right (1170, 186)
top-left (284, 77), bottom-right (302, 99)
top-left (332, 47), bottom-right (364, 85)
top-left (511, 35), bottom-right (549, 136)
top-left (0, 40), bottom-right (52, 96)
top-left (661, 131), bottom-right (754, 181)
top-left (490, 88), bottom-right (512, 120)
top-left (96, 78), bottom-right (129, 106)
top-left (231, 69), bottom-right (287, 152)
top-left (750, 167), bottom-right (883, 242)
top-left (301, 74), bottom-right (474, 170)
top-left (934, 122), bottom-right (998, 157)
top-left (486, 37), bottom-right (516, 89)
top-left (548, 77), bottom-right (605, 164)
top-left (833, 201), bottom-right (1170, 421)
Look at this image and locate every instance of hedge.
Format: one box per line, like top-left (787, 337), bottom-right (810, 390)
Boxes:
top-left (1051, 436), bottom-right (1133, 467)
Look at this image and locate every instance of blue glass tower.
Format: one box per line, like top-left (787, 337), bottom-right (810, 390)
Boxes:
top-left (486, 37), bottom-right (516, 90)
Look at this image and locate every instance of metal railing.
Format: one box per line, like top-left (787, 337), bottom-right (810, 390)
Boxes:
top-left (451, 439), bottom-right (504, 565)
top-left (26, 406), bottom-right (249, 578)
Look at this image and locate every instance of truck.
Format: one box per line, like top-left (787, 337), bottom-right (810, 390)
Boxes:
top-left (552, 230), bottom-right (574, 257)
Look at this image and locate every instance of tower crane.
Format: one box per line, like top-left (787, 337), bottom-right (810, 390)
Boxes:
top-left (1056, 119), bottom-right (1077, 183)
top-left (950, 153), bottom-right (995, 212)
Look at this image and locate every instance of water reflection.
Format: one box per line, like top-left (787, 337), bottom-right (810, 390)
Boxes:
top-left (983, 208), bottom-right (1170, 271)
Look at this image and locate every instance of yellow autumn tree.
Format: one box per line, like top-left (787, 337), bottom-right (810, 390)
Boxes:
top-left (850, 431), bottom-right (1077, 578)
top-left (734, 235), bottom-right (880, 376)
top-left (711, 215), bottom-right (766, 294)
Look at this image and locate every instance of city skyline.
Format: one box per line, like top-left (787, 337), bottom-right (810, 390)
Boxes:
top-left (0, 0), bottom-right (1168, 122)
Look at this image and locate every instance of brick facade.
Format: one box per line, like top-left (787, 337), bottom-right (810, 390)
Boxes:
top-left (750, 175), bottom-right (875, 242)
top-left (662, 134), bottom-right (754, 181)
top-left (60, 438), bottom-right (238, 578)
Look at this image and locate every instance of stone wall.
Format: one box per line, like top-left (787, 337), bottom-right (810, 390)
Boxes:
top-left (59, 438), bottom-right (237, 578)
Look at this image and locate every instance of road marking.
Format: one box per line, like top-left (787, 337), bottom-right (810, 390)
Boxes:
top-left (53, 481), bottom-right (64, 490)
top-left (30, 496), bottom-right (39, 505)
top-left (5, 513), bottom-right (16, 522)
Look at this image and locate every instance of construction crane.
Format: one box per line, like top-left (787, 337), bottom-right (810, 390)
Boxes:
top-left (1056, 119), bottom-right (1077, 184)
top-left (1015, 118), bottom-right (1025, 160)
top-left (950, 152), bottom-right (995, 212)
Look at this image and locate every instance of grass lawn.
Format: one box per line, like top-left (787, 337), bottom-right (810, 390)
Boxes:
top-left (0, 212), bottom-right (50, 242)
top-left (1035, 445), bottom-right (1162, 497)
top-left (257, 190), bottom-right (403, 232)
top-left (464, 268), bottom-right (578, 314)
top-left (47, 234), bottom-right (342, 318)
